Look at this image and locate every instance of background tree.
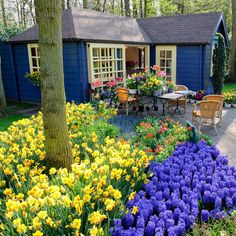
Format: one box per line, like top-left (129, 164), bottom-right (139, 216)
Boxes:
top-left (231, 0), bottom-right (236, 83)
top-left (124, 0), bottom-right (131, 16)
top-left (212, 33), bottom-right (226, 94)
top-left (35, 0), bottom-right (73, 170)
top-left (0, 0), bottom-right (7, 27)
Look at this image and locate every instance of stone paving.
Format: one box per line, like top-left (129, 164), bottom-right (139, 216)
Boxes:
top-left (169, 104), bottom-right (236, 166)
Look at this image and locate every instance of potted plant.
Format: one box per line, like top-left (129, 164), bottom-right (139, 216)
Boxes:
top-left (223, 93), bottom-right (233, 108)
top-left (126, 76), bottom-right (137, 94)
top-left (25, 71), bottom-right (41, 87)
top-left (231, 95), bottom-right (236, 108)
top-left (166, 81), bottom-right (176, 93)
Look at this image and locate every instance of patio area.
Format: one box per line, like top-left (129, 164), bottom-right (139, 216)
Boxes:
top-left (119, 101), bottom-right (236, 166)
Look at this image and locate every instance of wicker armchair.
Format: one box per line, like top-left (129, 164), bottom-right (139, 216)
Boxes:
top-left (116, 88), bottom-right (138, 115)
top-left (168, 85), bottom-right (188, 113)
top-left (203, 95), bottom-right (224, 127)
top-left (192, 100), bottom-right (221, 134)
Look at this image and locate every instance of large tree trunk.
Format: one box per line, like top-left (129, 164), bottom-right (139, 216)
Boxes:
top-left (124, 0), bottom-right (131, 16)
top-left (35, 0), bottom-right (73, 170)
top-left (0, 57), bottom-right (6, 116)
top-left (1, 0), bottom-right (7, 27)
top-left (231, 0), bottom-right (236, 82)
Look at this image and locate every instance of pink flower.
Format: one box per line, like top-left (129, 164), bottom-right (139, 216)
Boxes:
top-left (106, 80), bottom-right (117, 88)
top-left (158, 71), bottom-right (166, 77)
top-left (91, 80), bottom-right (102, 87)
top-left (115, 77), bottom-right (123, 82)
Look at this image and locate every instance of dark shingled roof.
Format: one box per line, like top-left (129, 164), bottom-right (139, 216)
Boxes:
top-left (9, 8), bottom-right (151, 44)
top-left (9, 9), bottom-right (223, 45)
top-left (137, 12), bottom-right (223, 45)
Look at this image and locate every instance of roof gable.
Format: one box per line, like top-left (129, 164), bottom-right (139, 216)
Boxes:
top-left (137, 12), bottom-right (223, 45)
top-left (9, 8), bottom-right (151, 44)
top-left (9, 9), bottom-right (225, 45)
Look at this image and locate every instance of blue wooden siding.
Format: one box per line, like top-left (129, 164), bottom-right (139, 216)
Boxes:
top-left (150, 46), bottom-right (155, 66)
top-left (176, 46), bottom-right (203, 91)
top-left (0, 41), bottom-right (18, 100)
top-left (11, 42), bottom-right (89, 103)
top-left (12, 44), bottom-right (41, 103)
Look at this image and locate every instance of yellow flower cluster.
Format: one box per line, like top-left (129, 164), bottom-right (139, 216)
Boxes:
top-left (0, 102), bottom-right (152, 235)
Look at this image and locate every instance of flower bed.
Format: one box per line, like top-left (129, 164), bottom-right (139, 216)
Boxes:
top-left (0, 103), bottom-right (166, 235)
top-left (111, 141), bottom-right (236, 235)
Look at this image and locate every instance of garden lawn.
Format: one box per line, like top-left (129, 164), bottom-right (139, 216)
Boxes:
top-left (0, 114), bottom-right (29, 131)
top-left (223, 83), bottom-right (236, 93)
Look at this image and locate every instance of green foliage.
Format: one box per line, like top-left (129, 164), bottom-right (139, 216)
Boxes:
top-left (212, 33), bottom-right (226, 94)
top-left (160, 0), bottom-right (179, 15)
top-left (189, 212), bottom-right (236, 236)
top-left (0, 22), bottom-right (25, 41)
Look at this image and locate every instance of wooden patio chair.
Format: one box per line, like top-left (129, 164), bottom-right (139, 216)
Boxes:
top-left (192, 100), bottom-right (221, 134)
top-left (116, 88), bottom-right (138, 115)
top-left (168, 85), bottom-right (188, 113)
top-left (203, 95), bottom-right (224, 127)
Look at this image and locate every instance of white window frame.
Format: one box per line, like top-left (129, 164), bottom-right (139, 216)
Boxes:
top-left (87, 43), bottom-right (126, 89)
top-left (27, 44), bottom-right (40, 73)
top-left (156, 45), bottom-right (177, 83)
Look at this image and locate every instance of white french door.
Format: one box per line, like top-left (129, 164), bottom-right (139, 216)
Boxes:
top-left (156, 45), bottom-right (177, 83)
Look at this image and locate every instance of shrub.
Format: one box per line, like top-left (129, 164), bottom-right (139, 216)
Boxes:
top-left (212, 33), bottom-right (226, 94)
top-left (111, 141), bottom-right (236, 235)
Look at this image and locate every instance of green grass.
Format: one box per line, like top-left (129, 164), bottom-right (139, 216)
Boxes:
top-left (0, 114), bottom-right (30, 131)
top-left (6, 100), bottom-right (38, 113)
top-left (223, 83), bottom-right (236, 93)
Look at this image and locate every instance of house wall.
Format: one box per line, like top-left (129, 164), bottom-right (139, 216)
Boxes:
top-left (10, 42), bottom-right (89, 103)
top-left (0, 41), bottom-right (19, 100)
top-left (176, 45), bottom-right (203, 91)
top-left (203, 44), bottom-right (213, 93)
top-left (150, 45), bottom-right (156, 66)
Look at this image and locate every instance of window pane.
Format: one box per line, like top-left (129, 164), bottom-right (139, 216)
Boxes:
top-left (37, 47), bottom-right (40, 56)
top-left (33, 68), bottom-right (38, 72)
top-left (160, 50), bottom-right (165, 58)
top-left (93, 48), bottom-right (98, 57)
top-left (166, 68), bottom-right (171, 76)
top-left (166, 76), bottom-right (171, 81)
top-left (166, 60), bottom-right (172, 67)
top-left (32, 58), bottom-right (37, 67)
top-left (31, 47), bottom-right (36, 56)
top-left (160, 59), bottom-right (165, 67)
top-left (166, 51), bottom-right (172, 58)
top-left (160, 67), bottom-right (165, 71)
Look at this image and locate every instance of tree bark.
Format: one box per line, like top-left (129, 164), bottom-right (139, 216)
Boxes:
top-left (231, 0), bottom-right (236, 82)
top-left (0, 0), bottom-right (7, 27)
top-left (0, 57), bottom-right (7, 116)
top-left (124, 0), bottom-right (131, 16)
top-left (35, 0), bottom-right (73, 170)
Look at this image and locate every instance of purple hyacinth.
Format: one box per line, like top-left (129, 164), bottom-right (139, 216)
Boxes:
top-left (110, 141), bottom-right (236, 235)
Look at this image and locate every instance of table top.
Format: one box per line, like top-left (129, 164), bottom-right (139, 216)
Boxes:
top-left (175, 90), bottom-right (190, 95)
top-left (159, 93), bottom-right (184, 100)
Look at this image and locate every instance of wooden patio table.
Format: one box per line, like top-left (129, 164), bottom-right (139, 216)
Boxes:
top-left (158, 92), bottom-right (185, 116)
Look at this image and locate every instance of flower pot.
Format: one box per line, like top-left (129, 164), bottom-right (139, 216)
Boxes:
top-left (224, 103), bottom-right (231, 108)
top-left (153, 89), bottom-right (162, 97)
top-left (231, 104), bottom-right (236, 108)
top-left (128, 88), bottom-right (137, 94)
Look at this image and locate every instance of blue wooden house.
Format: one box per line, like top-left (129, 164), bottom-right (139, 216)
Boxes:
top-left (0, 8), bottom-right (228, 103)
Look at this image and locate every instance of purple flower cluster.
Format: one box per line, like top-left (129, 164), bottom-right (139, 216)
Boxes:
top-left (110, 141), bottom-right (236, 236)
